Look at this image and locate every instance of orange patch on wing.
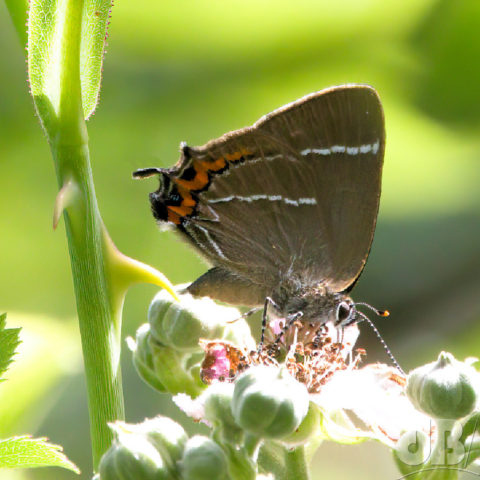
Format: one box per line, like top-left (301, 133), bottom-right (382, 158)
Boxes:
top-left (167, 209), bottom-right (181, 224)
top-left (176, 169), bottom-right (209, 191)
top-left (225, 148), bottom-right (253, 163)
top-left (181, 194), bottom-right (196, 207)
top-left (201, 156), bottom-right (227, 172)
top-left (170, 183), bottom-right (196, 207)
top-left (168, 205), bottom-right (194, 217)
top-left (225, 151), bottom-right (243, 162)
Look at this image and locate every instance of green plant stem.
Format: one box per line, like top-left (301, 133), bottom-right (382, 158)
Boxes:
top-left (53, 145), bottom-right (125, 470)
top-left (285, 446), bottom-right (310, 480)
top-left (258, 442), bottom-right (286, 479)
top-left (420, 419), bottom-right (459, 480)
top-left (244, 433), bottom-right (261, 460)
top-left (50, 0), bottom-right (124, 470)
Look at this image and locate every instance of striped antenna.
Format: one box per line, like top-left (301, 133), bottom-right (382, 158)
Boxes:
top-left (356, 310), bottom-right (405, 375)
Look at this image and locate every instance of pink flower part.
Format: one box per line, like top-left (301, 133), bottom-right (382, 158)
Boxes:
top-left (202, 343), bottom-right (230, 383)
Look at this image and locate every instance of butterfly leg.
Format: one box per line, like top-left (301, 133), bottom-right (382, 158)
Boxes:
top-left (258, 296), bottom-right (280, 352)
top-left (227, 306), bottom-right (262, 324)
top-left (269, 311), bottom-right (304, 352)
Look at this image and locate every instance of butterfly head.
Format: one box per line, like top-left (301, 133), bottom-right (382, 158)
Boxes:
top-left (334, 297), bottom-right (357, 327)
top-left (334, 297), bottom-right (390, 328)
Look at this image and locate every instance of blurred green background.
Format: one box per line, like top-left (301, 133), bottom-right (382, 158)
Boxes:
top-left (1, 0), bottom-right (480, 478)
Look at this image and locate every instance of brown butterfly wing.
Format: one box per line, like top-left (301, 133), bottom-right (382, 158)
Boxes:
top-left (143, 85), bottom-right (385, 304)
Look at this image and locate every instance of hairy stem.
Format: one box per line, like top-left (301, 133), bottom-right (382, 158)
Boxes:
top-left (49, 0), bottom-right (124, 469)
top-left (285, 446), bottom-right (310, 480)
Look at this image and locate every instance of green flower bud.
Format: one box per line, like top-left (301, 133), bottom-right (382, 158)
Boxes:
top-left (99, 418), bottom-right (187, 480)
top-left (138, 417), bottom-right (188, 470)
top-left (407, 352), bottom-right (479, 420)
top-left (129, 324), bottom-right (166, 393)
top-left (231, 366), bottom-right (309, 439)
top-left (280, 402), bottom-right (321, 447)
top-left (99, 430), bottom-right (169, 480)
top-left (148, 290), bottom-right (241, 353)
top-left (180, 436), bottom-right (228, 480)
top-left (129, 323), bottom-right (205, 396)
top-left (203, 383), bottom-right (244, 444)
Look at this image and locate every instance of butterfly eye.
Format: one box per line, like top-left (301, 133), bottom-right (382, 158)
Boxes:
top-left (336, 301), bottom-right (353, 325)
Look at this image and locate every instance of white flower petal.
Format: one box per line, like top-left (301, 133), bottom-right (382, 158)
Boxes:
top-left (313, 364), bottom-right (431, 445)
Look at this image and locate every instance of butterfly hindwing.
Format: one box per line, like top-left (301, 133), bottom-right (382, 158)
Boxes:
top-left (144, 85), bottom-right (385, 305)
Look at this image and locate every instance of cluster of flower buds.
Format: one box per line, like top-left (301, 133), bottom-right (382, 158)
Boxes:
top-left (97, 415), bottom-right (242, 480)
top-left (98, 416), bottom-right (188, 480)
top-left (96, 367), bottom-right (317, 479)
top-left (128, 289), bottom-right (256, 397)
top-left (119, 289), bottom-right (480, 480)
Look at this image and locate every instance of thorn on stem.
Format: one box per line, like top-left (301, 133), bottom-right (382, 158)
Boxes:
top-left (53, 178), bottom-right (80, 229)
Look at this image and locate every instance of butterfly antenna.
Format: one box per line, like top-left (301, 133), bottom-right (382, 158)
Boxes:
top-left (356, 310), bottom-right (405, 375)
top-left (132, 167), bottom-right (164, 179)
top-left (355, 301), bottom-right (390, 318)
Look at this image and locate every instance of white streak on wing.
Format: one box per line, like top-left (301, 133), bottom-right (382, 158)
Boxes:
top-left (300, 147), bottom-right (331, 156)
top-left (208, 195), bottom-right (317, 206)
top-left (298, 198), bottom-right (317, 205)
top-left (195, 224), bottom-right (226, 259)
top-left (300, 139), bottom-right (381, 157)
top-left (359, 144), bottom-right (372, 153)
top-left (245, 154), bottom-right (283, 165)
top-left (205, 204), bottom-right (220, 222)
top-left (251, 194), bottom-right (267, 201)
top-left (210, 195), bottom-right (235, 203)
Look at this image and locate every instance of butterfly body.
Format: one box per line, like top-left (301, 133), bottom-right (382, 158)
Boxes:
top-left (273, 280), bottom-right (351, 319)
top-left (135, 85), bottom-right (385, 332)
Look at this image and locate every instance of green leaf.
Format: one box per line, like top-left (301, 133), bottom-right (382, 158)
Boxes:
top-left (459, 413), bottom-right (480, 466)
top-left (0, 313), bottom-right (21, 381)
top-left (0, 436), bottom-right (79, 473)
top-left (460, 412), bottom-right (480, 444)
top-left (28, 0), bottom-right (112, 137)
top-left (79, 0), bottom-right (112, 119)
top-left (0, 313), bottom-right (81, 438)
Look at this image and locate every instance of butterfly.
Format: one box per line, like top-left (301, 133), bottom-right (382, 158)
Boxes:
top-left (134, 85), bottom-right (385, 343)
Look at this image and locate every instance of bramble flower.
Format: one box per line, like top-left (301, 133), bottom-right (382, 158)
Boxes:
top-left (122, 289), bottom-right (480, 480)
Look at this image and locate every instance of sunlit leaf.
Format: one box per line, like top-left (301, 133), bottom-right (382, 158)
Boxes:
top-left (0, 313), bottom-right (21, 381)
top-left (27, 0), bottom-right (112, 136)
top-left (80, 0), bottom-right (112, 119)
top-left (0, 313), bottom-right (81, 438)
top-left (0, 436), bottom-right (79, 473)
